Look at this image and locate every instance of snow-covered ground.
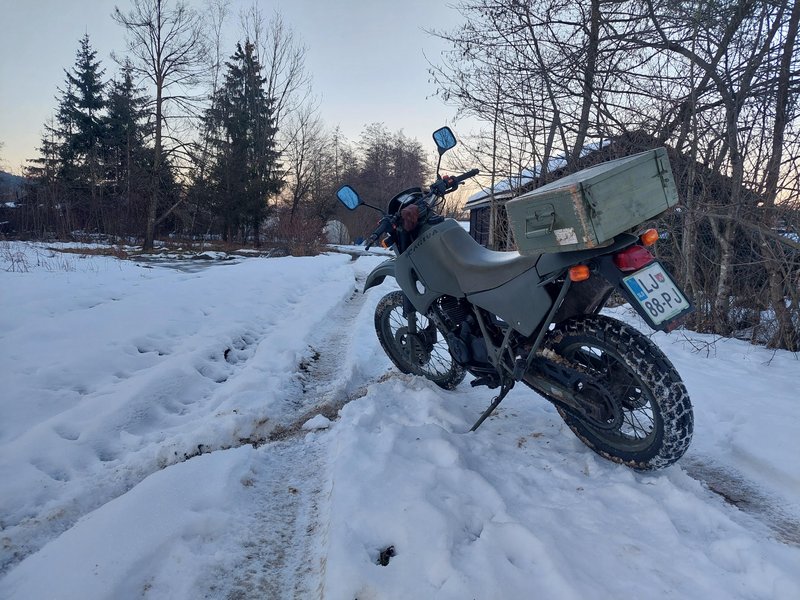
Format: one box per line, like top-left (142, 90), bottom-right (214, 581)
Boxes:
top-left (1, 241), bottom-right (798, 599)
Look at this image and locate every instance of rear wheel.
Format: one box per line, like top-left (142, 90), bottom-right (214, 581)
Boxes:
top-left (545, 315), bottom-right (693, 470)
top-left (375, 291), bottom-right (465, 390)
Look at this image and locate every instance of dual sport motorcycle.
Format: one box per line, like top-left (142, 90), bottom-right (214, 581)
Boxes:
top-left (337, 127), bottom-right (694, 471)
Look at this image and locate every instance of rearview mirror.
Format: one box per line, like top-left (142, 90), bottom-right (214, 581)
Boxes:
top-left (433, 126), bottom-right (457, 155)
top-left (336, 185), bottom-right (362, 210)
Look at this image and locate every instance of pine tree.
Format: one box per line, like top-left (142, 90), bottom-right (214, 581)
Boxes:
top-left (205, 41), bottom-right (282, 244)
top-left (63, 35), bottom-right (106, 217)
top-left (104, 60), bottom-right (150, 234)
top-left (28, 34), bottom-right (106, 233)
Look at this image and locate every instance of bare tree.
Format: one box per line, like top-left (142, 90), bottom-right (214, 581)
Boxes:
top-left (239, 4), bottom-right (311, 130)
top-left (432, 0), bottom-right (800, 348)
top-left (113, 0), bottom-right (207, 250)
top-left (757, 0), bottom-right (800, 349)
top-left (638, 0), bottom-right (798, 339)
top-left (284, 101), bottom-right (324, 220)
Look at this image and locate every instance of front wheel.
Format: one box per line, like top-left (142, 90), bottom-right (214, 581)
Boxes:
top-left (374, 291), bottom-right (465, 390)
top-left (545, 315), bottom-right (693, 470)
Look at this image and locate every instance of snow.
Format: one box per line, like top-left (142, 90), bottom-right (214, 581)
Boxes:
top-left (1, 241), bottom-right (799, 599)
top-left (303, 414), bottom-right (332, 430)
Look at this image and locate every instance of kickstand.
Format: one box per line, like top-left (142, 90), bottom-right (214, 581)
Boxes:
top-left (469, 379), bottom-right (514, 432)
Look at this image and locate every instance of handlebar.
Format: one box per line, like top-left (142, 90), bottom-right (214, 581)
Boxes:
top-left (430, 168), bottom-right (480, 196)
top-left (365, 214), bottom-right (396, 250)
top-left (362, 168), bottom-right (480, 249)
top-left (452, 168), bottom-right (480, 186)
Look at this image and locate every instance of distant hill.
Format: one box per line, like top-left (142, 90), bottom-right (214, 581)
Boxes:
top-left (0, 170), bottom-right (25, 191)
top-left (1, 170), bottom-right (25, 206)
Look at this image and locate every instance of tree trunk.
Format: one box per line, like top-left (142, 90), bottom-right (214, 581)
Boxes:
top-left (763, 0), bottom-right (800, 349)
top-left (488, 80), bottom-right (501, 250)
top-left (710, 218), bottom-right (736, 333)
top-left (144, 82), bottom-right (162, 252)
top-left (572, 0), bottom-right (600, 161)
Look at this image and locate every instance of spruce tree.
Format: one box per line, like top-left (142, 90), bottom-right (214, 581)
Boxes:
top-left (104, 60), bottom-right (150, 234)
top-left (205, 41), bottom-right (282, 244)
top-left (29, 34), bottom-right (106, 233)
top-left (63, 35), bottom-right (106, 213)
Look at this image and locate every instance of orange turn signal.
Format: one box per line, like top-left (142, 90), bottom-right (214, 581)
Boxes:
top-left (640, 228), bottom-right (659, 246)
top-left (569, 265), bottom-right (590, 282)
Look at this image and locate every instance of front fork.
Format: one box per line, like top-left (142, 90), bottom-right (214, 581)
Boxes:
top-left (402, 294), bottom-right (417, 333)
top-left (401, 293), bottom-right (439, 351)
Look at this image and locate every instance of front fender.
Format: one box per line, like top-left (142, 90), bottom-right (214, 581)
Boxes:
top-left (364, 258), bottom-right (396, 292)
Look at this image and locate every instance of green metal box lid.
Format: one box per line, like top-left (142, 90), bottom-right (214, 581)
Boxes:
top-left (506, 148), bottom-right (678, 254)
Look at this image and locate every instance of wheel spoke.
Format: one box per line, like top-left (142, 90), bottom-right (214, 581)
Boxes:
top-left (565, 342), bottom-right (658, 445)
top-left (628, 410), bottom-right (647, 437)
top-left (375, 292), bottom-right (464, 388)
top-left (631, 406), bottom-right (654, 434)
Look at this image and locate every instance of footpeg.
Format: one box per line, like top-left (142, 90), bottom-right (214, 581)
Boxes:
top-left (470, 375), bottom-right (499, 389)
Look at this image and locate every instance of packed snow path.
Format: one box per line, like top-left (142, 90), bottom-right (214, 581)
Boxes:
top-left (0, 247), bottom-right (383, 596)
top-left (1, 243), bottom-right (798, 599)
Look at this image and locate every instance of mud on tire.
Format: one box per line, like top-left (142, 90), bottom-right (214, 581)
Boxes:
top-left (546, 315), bottom-right (693, 470)
top-left (374, 291), bottom-right (465, 390)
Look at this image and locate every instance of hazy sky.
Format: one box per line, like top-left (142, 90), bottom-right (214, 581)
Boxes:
top-left (0, 0), bottom-right (475, 173)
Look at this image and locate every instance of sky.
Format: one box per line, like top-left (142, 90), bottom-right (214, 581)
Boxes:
top-left (0, 0), bottom-right (475, 173)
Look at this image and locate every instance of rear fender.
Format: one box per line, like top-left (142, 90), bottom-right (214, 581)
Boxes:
top-left (536, 233), bottom-right (638, 279)
top-left (364, 259), bottom-right (396, 292)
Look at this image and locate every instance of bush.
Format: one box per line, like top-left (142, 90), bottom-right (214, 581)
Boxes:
top-left (264, 207), bottom-right (325, 256)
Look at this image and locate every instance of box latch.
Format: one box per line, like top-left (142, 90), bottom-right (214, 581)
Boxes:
top-left (524, 204), bottom-right (555, 238)
top-left (655, 151), bottom-right (672, 188)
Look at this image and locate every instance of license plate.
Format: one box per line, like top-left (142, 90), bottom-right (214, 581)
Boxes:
top-left (623, 262), bottom-right (690, 327)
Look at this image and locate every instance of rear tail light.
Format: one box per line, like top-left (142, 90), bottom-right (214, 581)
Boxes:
top-left (613, 245), bottom-right (654, 272)
top-left (569, 265), bottom-right (591, 282)
top-left (640, 228), bottom-right (659, 246)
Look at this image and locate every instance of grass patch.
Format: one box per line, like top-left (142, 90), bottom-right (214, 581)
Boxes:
top-left (49, 246), bottom-right (131, 259)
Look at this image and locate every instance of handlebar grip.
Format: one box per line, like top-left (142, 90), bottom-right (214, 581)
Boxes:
top-left (453, 168), bottom-right (480, 184)
top-left (365, 215), bottom-right (395, 249)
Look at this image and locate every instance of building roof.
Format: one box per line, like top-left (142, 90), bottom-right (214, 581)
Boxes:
top-left (465, 141), bottom-right (610, 210)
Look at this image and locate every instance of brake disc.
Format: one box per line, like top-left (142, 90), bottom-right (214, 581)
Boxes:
top-left (395, 326), bottom-right (431, 366)
top-left (573, 379), bottom-right (624, 430)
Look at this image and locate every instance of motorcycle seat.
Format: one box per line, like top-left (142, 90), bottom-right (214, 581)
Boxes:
top-left (440, 224), bottom-right (540, 294)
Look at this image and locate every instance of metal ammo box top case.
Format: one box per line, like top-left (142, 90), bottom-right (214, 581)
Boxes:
top-left (506, 147), bottom-right (679, 255)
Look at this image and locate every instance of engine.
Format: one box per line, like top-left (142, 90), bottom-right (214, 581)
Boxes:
top-left (435, 296), bottom-right (490, 366)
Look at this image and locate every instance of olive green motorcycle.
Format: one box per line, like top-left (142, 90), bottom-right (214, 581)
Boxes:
top-left (337, 127), bottom-right (694, 470)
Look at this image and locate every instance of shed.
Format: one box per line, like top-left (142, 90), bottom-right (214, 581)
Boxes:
top-left (464, 140), bottom-right (613, 249)
top-left (323, 219), bottom-right (350, 245)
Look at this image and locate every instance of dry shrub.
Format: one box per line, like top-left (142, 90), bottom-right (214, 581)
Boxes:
top-left (51, 246), bottom-right (130, 259)
top-left (0, 241), bottom-right (78, 272)
top-left (1, 241), bottom-right (30, 272)
top-left (265, 207), bottom-right (325, 256)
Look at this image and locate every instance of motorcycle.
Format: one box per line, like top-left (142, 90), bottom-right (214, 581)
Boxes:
top-left (337, 127), bottom-right (694, 470)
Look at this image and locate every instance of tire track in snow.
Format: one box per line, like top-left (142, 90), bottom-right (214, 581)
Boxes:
top-left (206, 439), bottom-right (329, 600)
top-left (1, 317), bottom-right (276, 575)
top-left (0, 263), bottom-right (378, 578)
top-left (199, 270), bottom-right (383, 598)
top-left (683, 456), bottom-right (800, 547)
